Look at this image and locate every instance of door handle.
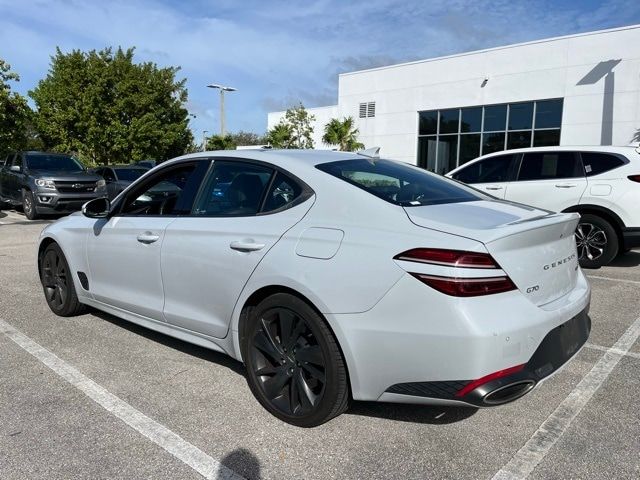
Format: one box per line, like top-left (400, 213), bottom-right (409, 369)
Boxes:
top-left (230, 240), bottom-right (265, 252)
top-left (137, 232), bottom-right (160, 244)
top-left (555, 183), bottom-right (577, 188)
top-left (485, 186), bottom-right (503, 191)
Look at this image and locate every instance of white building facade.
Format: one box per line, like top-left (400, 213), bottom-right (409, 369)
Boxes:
top-left (267, 25), bottom-right (640, 174)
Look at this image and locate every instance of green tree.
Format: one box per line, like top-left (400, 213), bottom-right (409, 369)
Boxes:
top-left (322, 116), bottom-right (364, 151)
top-left (29, 47), bottom-right (193, 165)
top-left (206, 134), bottom-right (237, 150)
top-left (266, 123), bottom-right (293, 149)
top-left (0, 59), bottom-right (34, 157)
top-left (229, 130), bottom-right (267, 146)
top-left (267, 103), bottom-right (315, 149)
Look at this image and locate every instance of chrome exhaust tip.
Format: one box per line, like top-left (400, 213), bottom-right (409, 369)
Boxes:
top-left (483, 380), bottom-right (536, 405)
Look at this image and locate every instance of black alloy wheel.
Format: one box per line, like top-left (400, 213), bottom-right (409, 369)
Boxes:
top-left (244, 293), bottom-right (349, 427)
top-left (39, 243), bottom-right (85, 316)
top-left (575, 214), bottom-right (618, 268)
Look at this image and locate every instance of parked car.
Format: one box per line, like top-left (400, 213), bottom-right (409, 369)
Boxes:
top-left (136, 159), bottom-right (157, 169)
top-left (0, 151), bottom-right (106, 220)
top-left (38, 150), bottom-right (590, 427)
top-left (93, 165), bottom-right (149, 200)
top-left (447, 146), bottom-right (640, 268)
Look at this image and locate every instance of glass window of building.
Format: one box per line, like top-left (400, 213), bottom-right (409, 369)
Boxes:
top-left (417, 98), bottom-right (563, 174)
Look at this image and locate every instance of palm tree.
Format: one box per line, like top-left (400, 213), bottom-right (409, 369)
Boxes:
top-left (266, 123), bottom-right (293, 149)
top-left (322, 117), bottom-right (364, 151)
top-left (206, 134), bottom-right (237, 150)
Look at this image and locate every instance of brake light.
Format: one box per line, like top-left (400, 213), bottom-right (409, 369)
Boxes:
top-left (394, 248), bottom-right (499, 269)
top-left (628, 175), bottom-right (640, 183)
top-left (410, 273), bottom-right (516, 297)
top-left (455, 364), bottom-right (525, 397)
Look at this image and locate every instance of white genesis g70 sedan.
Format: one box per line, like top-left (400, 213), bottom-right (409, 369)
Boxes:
top-left (38, 150), bottom-right (591, 427)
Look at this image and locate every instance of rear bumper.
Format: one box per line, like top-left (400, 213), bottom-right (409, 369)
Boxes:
top-left (622, 227), bottom-right (640, 249)
top-left (327, 269), bottom-right (591, 403)
top-left (384, 309), bottom-right (590, 406)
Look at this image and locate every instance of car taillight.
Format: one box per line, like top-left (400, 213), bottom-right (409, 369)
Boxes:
top-left (395, 248), bottom-right (516, 296)
top-left (628, 175), bottom-right (640, 183)
top-left (394, 248), bottom-right (500, 269)
top-left (410, 273), bottom-right (516, 297)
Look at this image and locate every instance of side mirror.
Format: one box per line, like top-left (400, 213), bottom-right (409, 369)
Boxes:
top-left (82, 197), bottom-right (111, 218)
top-left (10, 165), bottom-right (21, 172)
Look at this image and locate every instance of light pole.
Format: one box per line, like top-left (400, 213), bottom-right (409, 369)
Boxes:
top-left (202, 130), bottom-right (208, 152)
top-left (207, 84), bottom-right (237, 136)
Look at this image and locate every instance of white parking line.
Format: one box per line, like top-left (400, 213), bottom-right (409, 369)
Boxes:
top-left (0, 318), bottom-right (244, 480)
top-left (492, 315), bottom-right (640, 480)
top-left (586, 274), bottom-right (640, 286)
top-left (585, 342), bottom-right (640, 360)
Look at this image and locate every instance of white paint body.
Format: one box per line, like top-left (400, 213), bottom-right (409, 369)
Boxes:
top-left (39, 150), bottom-right (591, 405)
top-left (268, 25), bottom-right (640, 165)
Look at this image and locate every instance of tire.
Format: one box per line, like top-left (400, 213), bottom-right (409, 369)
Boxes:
top-left (575, 214), bottom-right (619, 268)
top-left (39, 243), bottom-right (86, 317)
top-left (22, 190), bottom-right (39, 220)
top-left (243, 293), bottom-right (350, 427)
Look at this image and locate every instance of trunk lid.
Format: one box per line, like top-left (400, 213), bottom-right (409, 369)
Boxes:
top-left (404, 200), bottom-right (580, 306)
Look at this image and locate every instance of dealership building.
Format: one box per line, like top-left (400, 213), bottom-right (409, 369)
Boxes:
top-left (267, 24), bottom-right (640, 174)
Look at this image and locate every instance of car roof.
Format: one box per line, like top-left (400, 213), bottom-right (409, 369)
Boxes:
top-left (448, 145), bottom-right (640, 174)
top-left (164, 149), bottom-right (365, 173)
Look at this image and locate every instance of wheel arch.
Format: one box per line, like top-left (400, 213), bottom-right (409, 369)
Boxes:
top-left (562, 204), bottom-right (625, 244)
top-left (37, 236), bottom-right (58, 276)
top-left (235, 284), bottom-right (353, 397)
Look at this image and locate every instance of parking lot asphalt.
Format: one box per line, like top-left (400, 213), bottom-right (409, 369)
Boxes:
top-left (1, 209), bottom-right (639, 480)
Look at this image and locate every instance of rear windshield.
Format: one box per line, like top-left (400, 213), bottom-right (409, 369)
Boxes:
top-left (316, 158), bottom-right (484, 206)
top-left (115, 168), bottom-right (147, 181)
top-left (26, 154), bottom-right (85, 172)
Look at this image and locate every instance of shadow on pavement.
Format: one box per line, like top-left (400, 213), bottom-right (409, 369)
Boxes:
top-left (89, 308), bottom-right (246, 376)
top-left (90, 309), bottom-right (477, 427)
top-left (347, 401), bottom-right (477, 424)
top-left (608, 250), bottom-right (640, 268)
top-left (219, 448), bottom-right (262, 480)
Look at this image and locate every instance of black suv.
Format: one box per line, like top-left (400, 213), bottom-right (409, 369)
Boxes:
top-left (0, 151), bottom-right (106, 220)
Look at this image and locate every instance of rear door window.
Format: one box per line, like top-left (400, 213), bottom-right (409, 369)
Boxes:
top-left (580, 152), bottom-right (627, 177)
top-left (451, 154), bottom-right (517, 184)
top-left (193, 161), bottom-right (274, 216)
top-left (517, 152), bottom-right (583, 181)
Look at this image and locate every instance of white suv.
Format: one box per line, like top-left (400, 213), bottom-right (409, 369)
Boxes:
top-left (447, 146), bottom-right (640, 268)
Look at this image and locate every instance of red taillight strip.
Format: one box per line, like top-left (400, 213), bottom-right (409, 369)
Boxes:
top-left (628, 175), bottom-right (640, 183)
top-left (394, 248), bottom-right (500, 269)
top-left (411, 273), bottom-right (517, 297)
top-left (455, 364), bottom-right (526, 397)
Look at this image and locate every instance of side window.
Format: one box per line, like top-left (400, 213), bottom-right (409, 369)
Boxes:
top-left (10, 154), bottom-right (21, 169)
top-left (581, 152), bottom-right (626, 177)
top-left (452, 154), bottom-right (516, 184)
top-left (518, 152), bottom-right (583, 181)
top-left (262, 172), bottom-right (304, 212)
top-left (120, 164), bottom-right (201, 216)
top-left (193, 161), bottom-right (273, 216)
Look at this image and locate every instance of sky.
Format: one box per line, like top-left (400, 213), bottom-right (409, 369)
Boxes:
top-left (1, 0), bottom-right (640, 140)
